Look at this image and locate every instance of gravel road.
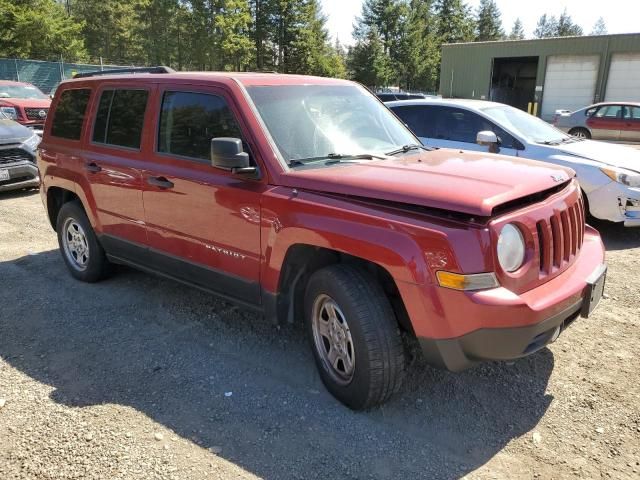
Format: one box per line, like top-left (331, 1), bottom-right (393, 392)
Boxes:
top-left (0, 190), bottom-right (638, 480)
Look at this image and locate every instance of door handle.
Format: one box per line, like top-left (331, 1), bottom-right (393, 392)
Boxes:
top-left (85, 162), bottom-right (102, 173)
top-left (147, 176), bottom-right (174, 189)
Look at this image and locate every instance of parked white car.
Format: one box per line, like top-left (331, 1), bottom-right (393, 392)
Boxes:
top-left (388, 99), bottom-right (640, 227)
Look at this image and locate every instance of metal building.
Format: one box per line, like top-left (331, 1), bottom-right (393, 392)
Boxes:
top-left (439, 33), bottom-right (640, 120)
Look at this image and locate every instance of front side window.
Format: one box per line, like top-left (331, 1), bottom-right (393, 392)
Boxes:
top-left (631, 107), bottom-right (640, 120)
top-left (158, 91), bottom-right (242, 161)
top-left (92, 89), bottom-right (148, 149)
top-left (246, 85), bottom-right (417, 164)
top-left (51, 89), bottom-right (91, 140)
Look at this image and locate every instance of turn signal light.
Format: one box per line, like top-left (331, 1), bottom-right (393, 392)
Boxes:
top-left (436, 271), bottom-right (499, 291)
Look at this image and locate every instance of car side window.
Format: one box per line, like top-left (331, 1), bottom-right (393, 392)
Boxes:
top-left (92, 89), bottom-right (149, 149)
top-left (631, 107), bottom-right (640, 120)
top-left (392, 105), bottom-right (436, 138)
top-left (158, 91), bottom-right (243, 162)
top-left (585, 107), bottom-right (597, 117)
top-left (51, 89), bottom-right (91, 140)
top-left (595, 105), bottom-right (623, 119)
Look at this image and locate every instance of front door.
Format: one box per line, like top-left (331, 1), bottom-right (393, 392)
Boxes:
top-left (141, 87), bottom-right (265, 305)
top-left (621, 106), bottom-right (640, 142)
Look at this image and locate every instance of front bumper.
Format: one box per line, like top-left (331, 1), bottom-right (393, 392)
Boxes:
top-left (587, 182), bottom-right (640, 227)
top-left (405, 226), bottom-right (606, 371)
top-left (418, 299), bottom-right (583, 371)
top-left (0, 162), bottom-right (40, 192)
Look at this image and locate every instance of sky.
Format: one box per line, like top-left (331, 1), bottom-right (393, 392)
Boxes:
top-left (320, 0), bottom-right (640, 45)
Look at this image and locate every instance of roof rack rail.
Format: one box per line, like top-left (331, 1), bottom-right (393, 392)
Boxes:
top-left (73, 66), bottom-right (175, 79)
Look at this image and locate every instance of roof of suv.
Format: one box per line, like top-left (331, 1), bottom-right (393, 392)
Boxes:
top-left (60, 72), bottom-right (353, 88)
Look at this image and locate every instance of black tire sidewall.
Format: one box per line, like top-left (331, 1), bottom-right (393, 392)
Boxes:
top-left (56, 202), bottom-right (109, 283)
top-left (304, 266), bottom-right (401, 410)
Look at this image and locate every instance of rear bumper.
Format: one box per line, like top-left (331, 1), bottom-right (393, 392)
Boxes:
top-left (0, 162), bottom-right (40, 192)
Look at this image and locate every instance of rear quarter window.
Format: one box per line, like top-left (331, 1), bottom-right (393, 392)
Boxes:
top-left (51, 89), bottom-right (91, 140)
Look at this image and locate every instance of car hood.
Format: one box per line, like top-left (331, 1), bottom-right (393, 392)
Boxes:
top-left (0, 119), bottom-right (32, 144)
top-left (554, 140), bottom-right (640, 173)
top-left (0, 98), bottom-right (50, 109)
top-left (280, 148), bottom-right (575, 217)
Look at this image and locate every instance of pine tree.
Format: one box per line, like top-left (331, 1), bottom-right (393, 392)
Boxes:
top-left (556, 9), bottom-right (583, 37)
top-left (347, 27), bottom-right (393, 88)
top-left (508, 18), bottom-right (525, 40)
top-left (215, 0), bottom-right (254, 71)
top-left (434, 0), bottom-right (475, 45)
top-left (533, 14), bottom-right (559, 38)
top-left (475, 0), bottom-right (504, 42)
top-left (0, 0), bottom-right (87, 60)
top-left (591, 17), bottom-right (607, 36)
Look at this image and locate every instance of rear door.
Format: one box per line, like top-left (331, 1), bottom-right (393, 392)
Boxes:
top-left (140, 86), bottom-right (266, 305)
top-left (80, 85), bottom-right (151, 255)
top-left (586, 105), bottom-right (624, 140)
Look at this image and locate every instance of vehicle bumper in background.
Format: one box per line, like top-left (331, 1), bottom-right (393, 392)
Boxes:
top-left (0, 162), bottom-right (40, 192)
top-left (587, 182), bottom-right (640, 227)
top-left (405, 227), bottom-right (606, 371)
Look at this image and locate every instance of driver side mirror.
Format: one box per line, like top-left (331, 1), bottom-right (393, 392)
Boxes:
top-left (476, 130), bottom-right (500, 153)
top-left (210, 137), bottom-right (256, 175)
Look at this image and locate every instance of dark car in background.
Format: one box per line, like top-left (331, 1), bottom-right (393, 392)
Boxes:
top-left (0, 80), bottom-right (51, 132)
top-left (0, 110), bottom-right (41, 192)
top-left (375, 91), bottom-right (431, 102)
top-left (555, 102), bottom-right (640, 142)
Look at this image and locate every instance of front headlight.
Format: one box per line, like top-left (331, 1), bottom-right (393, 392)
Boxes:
top-left (601, 167), bottom-right (640, 188)
top-left (497, 223), bottom-right (525, 272)
top-left (22, 132), bottom-right (41, 151)
top-left (0, 106), bottom-right (17, 119)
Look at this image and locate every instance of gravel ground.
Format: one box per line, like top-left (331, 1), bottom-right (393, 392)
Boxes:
top-left (0, 190), bottom-right (638, 480)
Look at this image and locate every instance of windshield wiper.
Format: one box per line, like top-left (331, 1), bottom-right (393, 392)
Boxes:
top-left (288, 152), bottom-right (387, 166)
top-left (385, 144), bottom-right (431, 156)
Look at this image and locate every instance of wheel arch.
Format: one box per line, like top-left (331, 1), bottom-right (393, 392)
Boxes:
top-left (46, 187), bottom-right (82, 230)
top-left (267, 243), bottom-right (415, 336)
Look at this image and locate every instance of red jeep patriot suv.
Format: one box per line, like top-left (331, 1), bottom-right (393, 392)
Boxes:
top-left (38, 67), bottom-right (606, 409)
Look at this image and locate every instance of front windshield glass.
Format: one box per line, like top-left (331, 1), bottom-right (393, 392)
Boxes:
top-left (0, 84), bottom-right (48, 100)
top-left (246, 85), bottom-right (418, 164)
top-left (482, 105), bottom-right (569, 144)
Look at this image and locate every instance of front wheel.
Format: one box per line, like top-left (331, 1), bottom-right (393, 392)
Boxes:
top-left (305, 265), bottom-right (405, 409)
top-left (56, 201), bottom-right (112, 282)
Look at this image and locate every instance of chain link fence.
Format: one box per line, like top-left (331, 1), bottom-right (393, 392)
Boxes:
top-left (0, 58), bottom-right (132, 94)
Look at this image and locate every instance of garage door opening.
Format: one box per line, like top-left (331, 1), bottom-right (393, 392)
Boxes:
top-left (490, 57), bottom-right (539, 112)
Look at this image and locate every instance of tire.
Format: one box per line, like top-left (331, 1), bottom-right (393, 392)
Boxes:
top-left (569, 127), bottom-right (591, 139)
top-left (304, 264), bottom-right (405, 410)
top-left (56, 201), bottom-right (112, 282)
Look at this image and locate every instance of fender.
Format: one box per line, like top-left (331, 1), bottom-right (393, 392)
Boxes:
top-left (259, 187), bottom-right (491, 295)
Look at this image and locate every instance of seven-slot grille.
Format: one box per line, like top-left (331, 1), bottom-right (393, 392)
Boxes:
top-left (0, 148), bottom-right (34, 165)
top-left (24, 107), bottom-right (48, 121)
top-left (536, 195), bottom-right (586, 276)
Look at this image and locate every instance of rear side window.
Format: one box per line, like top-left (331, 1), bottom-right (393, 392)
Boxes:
top-left (158, 91), bottom-right (242, 161)
top-left (92, 89), bottom-right (148, 149)
top-left (392, 105), bottom-right (437, 138)
top-left (51, 89), bottom-right (91, 140)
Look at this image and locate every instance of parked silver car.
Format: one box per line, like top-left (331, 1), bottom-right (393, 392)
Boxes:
top-left (554, 102), bottom-right (640, 142)
top-left (0, 110), bottom-right (40, 192)
top-left (388, 98), bottom-right (640, 226)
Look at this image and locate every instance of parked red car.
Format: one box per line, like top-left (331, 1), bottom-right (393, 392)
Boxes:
top-left (556, 102), bottom-right (640, 141)
top-left (38, 68), bottom-right (606, 409)
top-left (0, 80), bottom-right (51, 131)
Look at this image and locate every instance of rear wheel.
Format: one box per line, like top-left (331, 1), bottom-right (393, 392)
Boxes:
top-left (304, 264), bottom-right (405, 410)
top-left (56, 201), bottom-right (112, 282)
top-left (569, 127), bottom-right (591, 139)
